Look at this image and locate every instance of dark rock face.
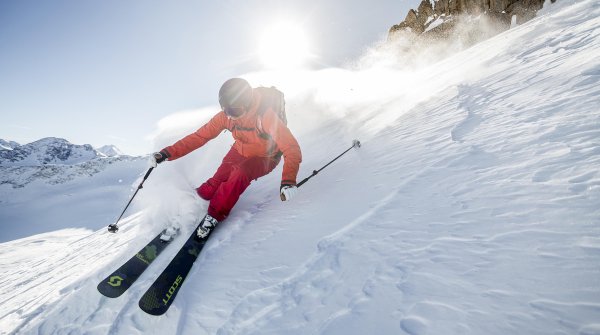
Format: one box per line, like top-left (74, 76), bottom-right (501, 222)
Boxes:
top-left (389, 0), bottom-right (552, 46)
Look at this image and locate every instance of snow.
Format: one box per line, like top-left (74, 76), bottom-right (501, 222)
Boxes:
top-left (1, 0), bottom-right (600, 334)
top-left (96, 145), bottom-right (124, 157)
top-left (0, 139), bottom-right (19, 151)
top-left (425, 16), bottom-right (445, 32)
top-left (0, 156), bottom-right (147, 241)
top-left (0, 137), bottom-right (147, 241)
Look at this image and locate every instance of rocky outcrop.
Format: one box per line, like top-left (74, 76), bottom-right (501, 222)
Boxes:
top-left (389, 0), bottom-right (554, 46)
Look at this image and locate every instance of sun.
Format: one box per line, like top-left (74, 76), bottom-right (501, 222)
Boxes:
top-left (258, 22), bottom-right (311, 70)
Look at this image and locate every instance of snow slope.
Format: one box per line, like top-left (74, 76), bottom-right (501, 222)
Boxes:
top-left (1, 0), bottom-right (599, 334)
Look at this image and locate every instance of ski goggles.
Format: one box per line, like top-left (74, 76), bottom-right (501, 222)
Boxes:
top-left (223, 106), bottom-right (247, 119)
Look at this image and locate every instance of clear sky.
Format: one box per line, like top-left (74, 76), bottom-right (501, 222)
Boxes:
top-left (0, 0), bottom-right (418, 155)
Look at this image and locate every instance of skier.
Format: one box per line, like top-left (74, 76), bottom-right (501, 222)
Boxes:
top-left (149, 78), bottom-right (302, 239)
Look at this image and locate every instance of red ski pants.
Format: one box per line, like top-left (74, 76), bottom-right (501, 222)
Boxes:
top-left (196, 148), bottom-right (281, 221)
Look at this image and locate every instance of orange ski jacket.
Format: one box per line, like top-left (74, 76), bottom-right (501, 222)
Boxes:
top-left (161, 89), bottom-right (302, 185)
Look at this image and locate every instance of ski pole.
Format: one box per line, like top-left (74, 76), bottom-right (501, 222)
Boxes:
top-left (297, 139), bottom-right (361, 188)
top-left (108, 167), bottom-right (154, 233)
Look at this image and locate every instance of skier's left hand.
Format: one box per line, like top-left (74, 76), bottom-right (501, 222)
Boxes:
top-left (280, 184), bottom-right (298, 201)
top-left (149, 151), bottom-right (168, 168)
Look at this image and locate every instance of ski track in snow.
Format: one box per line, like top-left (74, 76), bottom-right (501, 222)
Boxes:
top-left (1, 0), bottom-right (600, 334)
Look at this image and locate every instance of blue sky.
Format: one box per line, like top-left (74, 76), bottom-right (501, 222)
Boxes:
top-left (0, 0), bottom-right (417, 154)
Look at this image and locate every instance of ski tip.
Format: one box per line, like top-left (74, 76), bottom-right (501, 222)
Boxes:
top-left (138, 285), bottom-right (172, 316)
top-left (97, 282), bottom-right (125, 298)
top-left (139, 307), bottom-right (168, 316)
top-left (139, 299), bottom-right (169, 316)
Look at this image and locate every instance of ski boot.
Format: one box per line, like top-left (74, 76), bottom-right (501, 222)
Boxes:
top-left (196, 214), bottom-right (218, 239)
top-left (160, 222), bottom-right (181, 242)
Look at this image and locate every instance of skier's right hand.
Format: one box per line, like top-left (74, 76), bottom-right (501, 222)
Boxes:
top-left (149, 151), bottom-right (168, 168)
top-left (280, 184), bottom-right (298, 201)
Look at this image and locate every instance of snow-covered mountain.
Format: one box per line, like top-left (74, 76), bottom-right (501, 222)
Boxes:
top-left (1, 0), bottom-right (599, 334)
top-left (0, 137), bottom-right (147, 241)
top-left (0, 139), bottom-right (20, 151)
top-left (1, 137), bottom-right (103, 166)
top-left (0, 137), bottom-right (137, 188)
top-left (96, 144), bottom-right (124, 157)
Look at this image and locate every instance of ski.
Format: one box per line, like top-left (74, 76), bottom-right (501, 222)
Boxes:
top-left (97, 228), bottom-right (179, 298)
top-left (138, 222), bottom-right (211, 315)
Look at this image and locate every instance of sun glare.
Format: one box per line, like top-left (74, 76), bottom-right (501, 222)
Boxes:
top-left (258, 22), bottom-right (311, 70)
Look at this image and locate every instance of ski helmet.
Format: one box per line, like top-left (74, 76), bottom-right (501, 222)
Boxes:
top-left (219, 78), bottom-right (252, 118)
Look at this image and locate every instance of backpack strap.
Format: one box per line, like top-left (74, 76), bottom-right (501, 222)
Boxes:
top-left (255, 86), bottom-right (285, 137)
top-left (256, 113), bottom-right (267, 137)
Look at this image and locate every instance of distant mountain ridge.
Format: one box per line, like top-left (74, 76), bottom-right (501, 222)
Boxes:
top-left (96, 145), bottom-right (124, 158)
top-left (0, 137), bottom-right (126, 167)
top-left (0, 137), bottom-right (144, 188)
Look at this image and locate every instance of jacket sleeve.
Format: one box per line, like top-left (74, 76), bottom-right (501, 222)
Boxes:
top-left (261, 109), bottom-right (302, 185)
top-left (162, 112), bottom-right (228, 160)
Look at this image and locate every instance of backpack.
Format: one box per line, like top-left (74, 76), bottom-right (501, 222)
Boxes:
top-left (255, 86), bottom-right (287, 139)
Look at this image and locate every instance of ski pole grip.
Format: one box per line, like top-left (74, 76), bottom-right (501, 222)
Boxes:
top-left (297, 170), bottom-right (317, 188)
top-left (138, 167), bottom-right (154, 190)
top-left (143, 167), bottom-right (154, 180)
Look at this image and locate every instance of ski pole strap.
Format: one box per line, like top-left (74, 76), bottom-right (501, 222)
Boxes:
top-left (297, 140), bottom-right (360, 188)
